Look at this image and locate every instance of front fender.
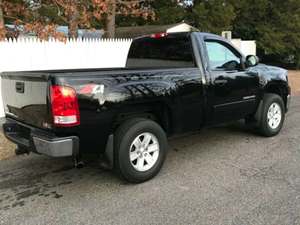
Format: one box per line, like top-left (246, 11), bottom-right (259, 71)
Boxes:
top-left (249, 64), bottom-right (288, 87)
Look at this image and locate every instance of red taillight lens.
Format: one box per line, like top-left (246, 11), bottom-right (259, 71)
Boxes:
top-left (50, 85), bottom-right (80, 127)
top-left (150, 33), bottom-right (168, 39)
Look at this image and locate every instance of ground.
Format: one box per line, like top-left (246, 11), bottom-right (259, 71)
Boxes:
top-left (289, 70), bottom-right (300, 96)
top-left (0, 72), bottom-right (299, 225)
top-left (0, 132), bottom-right (15, 160)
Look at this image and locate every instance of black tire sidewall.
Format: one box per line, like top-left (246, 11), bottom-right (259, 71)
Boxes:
top-left (115, 119), bottom-right (168, 183)
top-left (260, 94), bottom-right (285, 137)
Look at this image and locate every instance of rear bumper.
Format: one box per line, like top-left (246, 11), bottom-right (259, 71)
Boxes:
top-left (2, 119), bottom-right (79, 157)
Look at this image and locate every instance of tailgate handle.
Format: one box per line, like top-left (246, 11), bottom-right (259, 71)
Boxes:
top-left (16, 82), bottom-right (25, 93)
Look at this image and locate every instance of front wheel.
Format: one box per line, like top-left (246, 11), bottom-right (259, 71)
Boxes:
top-left (114, 118), bottom-right (168, 183)
top-left (257, 93), bottom-right (285, 137)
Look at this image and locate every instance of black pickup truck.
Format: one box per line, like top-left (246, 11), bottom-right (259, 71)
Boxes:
top-left (1, 32), bottom-right (291, 183)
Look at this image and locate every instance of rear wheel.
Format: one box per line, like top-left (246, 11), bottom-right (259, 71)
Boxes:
top-left (114, 118), bottom-right (168, 183)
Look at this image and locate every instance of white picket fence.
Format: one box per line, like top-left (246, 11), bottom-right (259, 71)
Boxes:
top-left (0, 37), bottom-right (132, 71)
top-left (0, 37), bottom-right (133, 117)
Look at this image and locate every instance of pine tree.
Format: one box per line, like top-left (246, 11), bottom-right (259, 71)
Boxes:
top-left (231, 0), bottom-right (300, 68)
top-left (185, 0), bottom-right (236, 34)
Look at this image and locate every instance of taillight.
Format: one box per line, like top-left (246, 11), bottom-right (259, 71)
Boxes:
top-left (50, 85), bottom-right (80, 127)
top-left (150, 33), bottom-right (168, 39)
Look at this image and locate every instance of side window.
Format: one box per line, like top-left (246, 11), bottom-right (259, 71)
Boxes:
top-left (205, 41), bottom-right (241, 71)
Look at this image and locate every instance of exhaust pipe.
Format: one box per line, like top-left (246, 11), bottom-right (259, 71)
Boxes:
top-left (15, 147), bottom-right (29, 156)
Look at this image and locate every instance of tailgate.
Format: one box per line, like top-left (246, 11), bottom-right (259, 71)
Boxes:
top-left (1, 72), bottom-right (51, 129)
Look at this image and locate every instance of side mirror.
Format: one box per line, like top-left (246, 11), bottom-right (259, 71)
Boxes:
top-left (245, 55), bottom-right (259, 67)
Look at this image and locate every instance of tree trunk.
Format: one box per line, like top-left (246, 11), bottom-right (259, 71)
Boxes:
top-left (68, 9), bottom-right (79, 38)
top-left (296, 54), bottom-right (300, 70)
top-left (104, 0), bottom-right (116, 38)
top-left (0, 0), bottom-right (6, 39)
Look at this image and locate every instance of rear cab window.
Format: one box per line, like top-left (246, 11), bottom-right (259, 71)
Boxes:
top-left (126, 33), bottom-right (196, 69)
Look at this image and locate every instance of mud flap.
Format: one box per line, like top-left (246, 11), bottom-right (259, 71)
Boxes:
top-left (254, 100), bottom-right (263, 125)
top-left (103, 134), bottom-right (114, 170)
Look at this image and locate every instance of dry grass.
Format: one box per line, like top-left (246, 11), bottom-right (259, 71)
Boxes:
top-left (0, 132), bottom-right (16, 160)
top-left (289, 70), bottom-right (300, 96)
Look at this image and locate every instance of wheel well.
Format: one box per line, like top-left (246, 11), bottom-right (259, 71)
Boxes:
top-left (112, 104), bottom-right (172, 135)
top-left (265, 83), bottom-right (288, 110)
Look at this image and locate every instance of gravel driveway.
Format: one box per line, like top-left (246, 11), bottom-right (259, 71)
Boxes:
top-left (0, 97), bottom-right (300, 225)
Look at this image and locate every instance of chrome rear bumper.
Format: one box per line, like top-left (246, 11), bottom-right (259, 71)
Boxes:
top-left (2, 119), bottom-right (79, 157)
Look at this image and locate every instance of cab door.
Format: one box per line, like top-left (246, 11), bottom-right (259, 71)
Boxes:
top-left (204, 39), bottom-right (260, 124)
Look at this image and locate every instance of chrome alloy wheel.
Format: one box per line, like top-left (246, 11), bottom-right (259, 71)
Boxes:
top-left (129, 132), bottom-right (160, 172)
top-left (267, 102), bottom-right (282, 129)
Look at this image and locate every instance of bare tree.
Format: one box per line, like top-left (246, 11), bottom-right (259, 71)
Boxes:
top-left (105, 0), bottom-right (116, 38)
top-left (93, 0), bottom-right (154, 38)
top-left (0, 0), bottom-right (6, 39)
top-left (0, 0), bottom-right (154, 39)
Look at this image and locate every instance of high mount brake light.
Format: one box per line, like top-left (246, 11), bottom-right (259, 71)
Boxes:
top-left (50, 85), bottom-right (80, 127)
top-left (150, 33), bottom-right (168, 39)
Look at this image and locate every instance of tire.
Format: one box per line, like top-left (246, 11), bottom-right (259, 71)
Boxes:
top-left (114, 118), bottom-right (168, 183)
top-left (257, 93), bottom-right (285, 137)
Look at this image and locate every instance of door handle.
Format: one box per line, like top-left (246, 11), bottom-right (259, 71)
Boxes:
top-left (214, 79), bottom-right (228, 85)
